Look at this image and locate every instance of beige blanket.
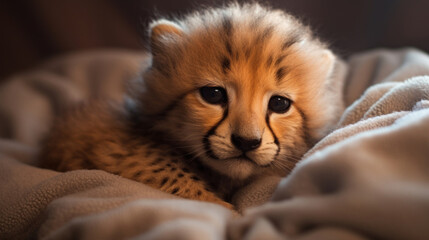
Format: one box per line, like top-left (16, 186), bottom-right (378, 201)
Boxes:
top-left (1, 48), bottom-right (429, 239)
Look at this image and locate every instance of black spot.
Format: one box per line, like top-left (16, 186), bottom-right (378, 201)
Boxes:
top-left (222, 57), bottom-right (231, 73)
top-left (125, 151), bottom-right (136, 157)
top-left (225, 41), bottom-right (233, 56)
top-left (161, 177), bottom-right (169, 186)
top-left (182, 168), bottom-right (190, 173)
top-left (282, 35), bottom-right (299, 50)
top-left (256, 26), bottom-right (274, 43)
top-left (144, 178), bottom-right (155, 184)
top-left (266, 55), bottom-right (273, 67)
top-left (191, 176), bottom-right (201, 181)
top-left (263, 26), bottom-right (274, 38)
top-left (166, 163), bottom-right (171, 167)
top-left (79, 155), bottom-right (96, 170)
top-left (197, 190), bottom-right (202, 196)
top-left (106, 139), bottom-right (118, 144)
top-left (171, 167), bottom-right (177, 171)
top-left (275, 54), bottom-right (286, 66)
top-left (152, 168), bottom-right (164, 173)
top-left (109, 153), bottom-right (125, 159)
top-left (150, 157), bottom-right (164, 166)
top-left (222, 15), bottom-right (232, 35)
top-left (133, 170), bottom-right (143, 178)
top-left (245, 48), bottom-right (251, 58)
top-left (276, 67), bottom-right (288, 81)
top-left (171, 187), bottom-right (180, 194)
top-left (177, 173), bottom-right (184, 178)
top-left (170, 179), bottom-right (178, 185)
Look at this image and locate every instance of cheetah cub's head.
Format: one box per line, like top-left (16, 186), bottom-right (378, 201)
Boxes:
top-left (136, 4), bottom-right (342, 180)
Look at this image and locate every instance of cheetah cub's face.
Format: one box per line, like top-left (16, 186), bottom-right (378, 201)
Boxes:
top-left (138, 4), bottom-right (338, 180)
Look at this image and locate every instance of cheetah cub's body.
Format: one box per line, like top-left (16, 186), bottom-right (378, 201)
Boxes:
top-left (40, 3), bottom-right (341, 209)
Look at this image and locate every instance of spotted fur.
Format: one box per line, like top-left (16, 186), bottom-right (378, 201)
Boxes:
top-left (40, 3), bottom-right (342, 209)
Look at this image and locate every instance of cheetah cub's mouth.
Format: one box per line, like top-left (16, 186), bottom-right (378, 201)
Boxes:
top-left (140, 3), bottom-right (337, 181)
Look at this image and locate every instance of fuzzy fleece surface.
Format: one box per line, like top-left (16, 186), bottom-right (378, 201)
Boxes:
top-left (1, 48), bottom-right (429, 240)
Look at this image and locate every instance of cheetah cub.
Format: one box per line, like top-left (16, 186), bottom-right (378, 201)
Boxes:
top-left (40, 3), bottom-right (342, 210)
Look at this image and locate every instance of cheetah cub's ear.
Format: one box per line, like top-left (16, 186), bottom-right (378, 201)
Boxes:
top-left (316, 49), bottom-right (336, 83)
top-left (149, 20), bottom-right (183, 57)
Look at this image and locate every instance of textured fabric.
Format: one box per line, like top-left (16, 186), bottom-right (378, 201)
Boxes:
top-left (1, 48), bottom-right (429, 239)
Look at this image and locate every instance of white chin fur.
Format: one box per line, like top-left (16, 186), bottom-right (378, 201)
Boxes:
top-left (202, 157), bottom-right (256, 180)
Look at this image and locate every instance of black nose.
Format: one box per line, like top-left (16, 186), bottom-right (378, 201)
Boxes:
top-left (231, 134), bottom-right (261, 152)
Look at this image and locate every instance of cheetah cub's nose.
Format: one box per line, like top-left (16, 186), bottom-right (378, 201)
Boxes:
top-left (231, 134), bottom-right (262, 152)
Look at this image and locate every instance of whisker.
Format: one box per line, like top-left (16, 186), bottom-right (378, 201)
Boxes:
top-left (211, 139), bottom-right (233, 149)
top-left (214, 134), bottom-right (226, 139)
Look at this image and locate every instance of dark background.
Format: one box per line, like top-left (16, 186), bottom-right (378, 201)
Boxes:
top-left (1, 0), bottom-right (429, 81)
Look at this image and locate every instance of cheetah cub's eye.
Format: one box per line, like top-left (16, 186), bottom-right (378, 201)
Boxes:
top-left (268, 95), bottom-right (292, 113)
top-left (199, 86), bottom-right (228, 105)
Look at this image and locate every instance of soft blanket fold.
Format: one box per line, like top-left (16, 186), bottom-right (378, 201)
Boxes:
top-left (1, 48), bottom-right (429, 240)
